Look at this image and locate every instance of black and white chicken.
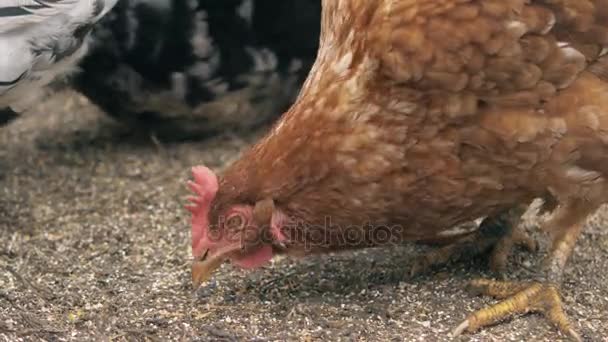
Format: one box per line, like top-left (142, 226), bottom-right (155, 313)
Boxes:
top-left (0, 0), bottom-right (118, 124)
top-left (74, 0), bottom-right (321, 138)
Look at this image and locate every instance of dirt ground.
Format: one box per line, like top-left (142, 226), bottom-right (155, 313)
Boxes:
top-left (1, 91), bottom-right (608, 342)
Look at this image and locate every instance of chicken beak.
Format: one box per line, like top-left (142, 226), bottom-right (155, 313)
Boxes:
top-left (191, 244), bottom-right (241, 289)
top-left (192, 253), bottom-right (224, 289)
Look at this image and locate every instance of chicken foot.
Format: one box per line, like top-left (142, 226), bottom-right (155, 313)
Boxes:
top-left (452, 278), bottom-right (579, 341)
top-left (452, 199), bottom-right (598, 342)
top-left (410, 204), bottom-right (536, 277)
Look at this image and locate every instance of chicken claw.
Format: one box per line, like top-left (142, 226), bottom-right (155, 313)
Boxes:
top-left (453, 200), bottom-right (597, 341)
top-left (410, 205), bottom-right (534, 277)
top-left (452, 279), bottom-right (581, 342)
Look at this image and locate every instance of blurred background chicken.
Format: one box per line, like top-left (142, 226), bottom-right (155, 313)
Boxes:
top-left (72, 0), bottom-right (321, 138)
top-left (0, 0), bottom-right (118, 125)
top-left (1, 0), bottom-right (322, 138)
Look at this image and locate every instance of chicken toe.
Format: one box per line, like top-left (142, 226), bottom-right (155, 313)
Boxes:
top-left (452, 279), bottom-right (581, 342)
top-left (454, 200), bottom-right (597, 341)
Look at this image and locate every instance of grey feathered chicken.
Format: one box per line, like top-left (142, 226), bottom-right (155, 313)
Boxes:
top-left (0, 0), bottom-right (118, 124)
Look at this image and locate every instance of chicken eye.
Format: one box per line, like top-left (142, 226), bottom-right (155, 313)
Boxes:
top-left (225, 213), bottom-right (245, 230)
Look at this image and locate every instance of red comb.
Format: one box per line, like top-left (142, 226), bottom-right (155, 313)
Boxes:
top-left (186, 166), bottom-right (219, 257)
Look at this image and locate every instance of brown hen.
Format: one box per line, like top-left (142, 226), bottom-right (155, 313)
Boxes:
top-left (186, 1), bottom-right (608, 340)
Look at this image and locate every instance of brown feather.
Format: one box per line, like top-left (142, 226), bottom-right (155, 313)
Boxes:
top-left (205, 0), bottom-right (608, 254)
